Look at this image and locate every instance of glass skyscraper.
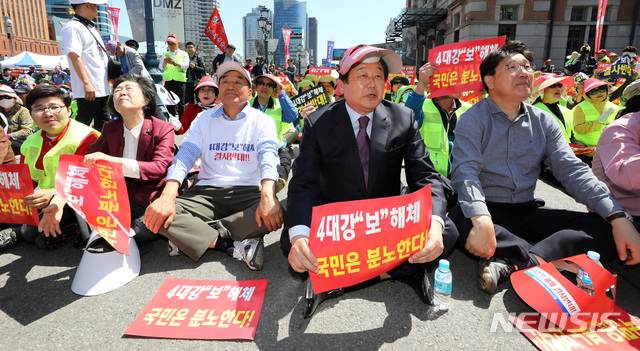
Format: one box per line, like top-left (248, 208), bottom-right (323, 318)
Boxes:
top-left (273, 0), bottom-right (307, 67)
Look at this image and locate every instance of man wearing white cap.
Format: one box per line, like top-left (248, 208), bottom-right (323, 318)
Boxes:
top-left (283, 44), bottom-right (458, 317)
top-left (61, 0), bottom-right (111, 132)
top-left (144, 61), bottom-right (283, 271)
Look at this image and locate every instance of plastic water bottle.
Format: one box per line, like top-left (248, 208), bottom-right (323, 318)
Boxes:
top-left (577, 251), bottom-right (601, 296)
top-left (433, 259), bottom-right (452, 311)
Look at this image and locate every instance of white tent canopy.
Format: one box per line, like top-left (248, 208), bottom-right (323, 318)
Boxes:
top-left (0, 51), bottom-right (69, 70)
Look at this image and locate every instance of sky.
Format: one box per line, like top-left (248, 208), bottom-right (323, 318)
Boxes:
top-left (221, 1), bottom-right (407, 60)
top-left (108, 0), bottom-right (406, 60)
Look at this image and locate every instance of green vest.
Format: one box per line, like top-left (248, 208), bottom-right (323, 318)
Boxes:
top-left (21, 120), bottom-right (97, 189)
top-left (574, 100), bottom-right (619, 146)
top-left (533, 102), bottom-right (574, 144)
top-left (419, 99), bottom-right (470, 176)
top-left (162, 50), bottom-right (188, 82)
top-left (251, 96), bottom-right (286, 147)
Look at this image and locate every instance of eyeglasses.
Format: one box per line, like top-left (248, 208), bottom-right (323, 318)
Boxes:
top-left (31, 105), bottom-right (66, 115)
top-left (505, 61), bottom-right (536, 74)
top-left (256, 81), bottom-right (276, 89)
top-left (392, 81), bottom-right (404, 85)
top-left (587, 86), bottom-right (608, 96)
top-left (548, 83), bottom-right (563, 89)
top-left (199, 88), bottom-right (216, 94)
top-left (0, 95), bottom-right (14, 100)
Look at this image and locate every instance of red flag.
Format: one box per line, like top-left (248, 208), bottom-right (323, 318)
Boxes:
top-left (594, 0), bottom-right (608, 54)
top-left (204, 7), bottom-right (230, 52)
top-left (106, 7), bottom-right (120, 42)
top-left (283, 28), bottom-right (292, 68)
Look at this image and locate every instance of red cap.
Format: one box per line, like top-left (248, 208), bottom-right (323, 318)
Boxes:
top-left (194, 76), bottom-right (218, 91)
top-left (596, 49), bottom-right (607, 54)
top-left (583, 78), bottom-right (608, 94)
top-left (339, 45), bottom-right (403, 76)
top-left (166, 34), bottom-right (178, 44)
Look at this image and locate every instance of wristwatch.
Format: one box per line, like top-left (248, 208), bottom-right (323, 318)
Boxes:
top-left (606, 210), bottom-right (634, 223)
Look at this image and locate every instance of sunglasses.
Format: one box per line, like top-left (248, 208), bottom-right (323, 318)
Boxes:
top-left (256, 81), bottom-right (276, 89)
top-left (587, 86), bottom-right (608, 96)
top-left (392, 81), bottom-right (404, 85)
top-left (0, 95), bottom-right (14, 100)
top-left (548, 83), bottom-right (563, 89)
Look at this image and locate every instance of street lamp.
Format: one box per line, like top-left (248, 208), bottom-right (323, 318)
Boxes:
top-left (297, 44), bottom-right (304, 77)
top-left (257, 6), bottom-right (272, 64)
top-left (143, 0), bottom-right (162, 83)
top-left (3, 13), bottom-right (13, 56)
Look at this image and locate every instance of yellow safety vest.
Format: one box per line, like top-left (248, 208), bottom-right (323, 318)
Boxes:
top-left (162, 50), bottom-right (188, 82)
top-left (574, 100), bottom-right (619, 146)
top-left (533, 102), bottom-right (574, 144)
top-left (21, 120), bottom-right (98, 189)
top-left (419, 99), bottom-right (470, 176)
top-left (251, 96), bottom-right (288, 147)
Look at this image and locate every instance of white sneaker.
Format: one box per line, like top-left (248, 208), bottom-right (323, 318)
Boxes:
top-left (167, 240), bottom-right (182, 257)
top-left (228, 238), bottom-right (264, 271)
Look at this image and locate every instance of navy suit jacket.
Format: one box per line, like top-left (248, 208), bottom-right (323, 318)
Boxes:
top-left (284, 99), bottom-right (447, 243)
top-left (87, 115), bottom-right (175, 208)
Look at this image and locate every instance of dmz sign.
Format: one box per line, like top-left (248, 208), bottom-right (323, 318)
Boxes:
top-left (154, 0), bottom-right (182, 9)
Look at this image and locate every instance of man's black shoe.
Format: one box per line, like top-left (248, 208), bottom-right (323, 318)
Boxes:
top-left (398, 268), bottom-right (433, 305)
top-left (303, 279), bottom-right (343, 318)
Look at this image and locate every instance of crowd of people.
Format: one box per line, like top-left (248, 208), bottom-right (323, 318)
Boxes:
top-left (0, 0), bottom-right (639, 321)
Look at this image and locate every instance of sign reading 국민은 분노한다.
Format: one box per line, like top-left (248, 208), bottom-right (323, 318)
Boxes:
top-left (427, 36), bottom-right (506, 99)
top-left (308, 185), bottom-right (432, 294)
top-left (0, 164), bottom-right (39, 226)
top-left (54, 154), bottom-right (131, 255)
top-left (124, 278), bottom-right (268, 340)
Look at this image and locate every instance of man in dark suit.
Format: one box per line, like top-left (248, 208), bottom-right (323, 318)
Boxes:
top-left (282, 45), bottom-right (458, 318)
top-left (212, 44), bottom-right (238, 73)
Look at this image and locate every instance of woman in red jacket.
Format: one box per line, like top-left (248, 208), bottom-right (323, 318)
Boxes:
top-left (177, 76), bottom-right (218, 135)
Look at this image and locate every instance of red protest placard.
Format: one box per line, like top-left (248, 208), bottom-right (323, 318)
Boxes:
top-left (510, 305), bottom-right (640, 350)
top-left (460, 90), bottom-right (484, 105)
top-left (0, 164), bottom-right (39, 226)
top-left (308, 66), bottom-right (332, 77)
top-left (55, 155), bottom-right (131, 255)
top-left (428, 36), bottom-right (506, 98)
top-left (125, 278), bottom-right (268, 340)
top-left (308, 185), bottom-right (432, 294)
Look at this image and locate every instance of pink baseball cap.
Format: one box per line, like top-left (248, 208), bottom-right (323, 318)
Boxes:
top-left (166, 34), bottom-right (179, 45)
top-left (339, 45), bottom-right (403, 76)
top-left (195, 76), bottom-right (218, 91)
top-left (256, 74), bottom-right (284, 90)
top-left (583, 78), bottom-right (609, 94)
top-left (105, 40), bottom-right (118, 55)
top-left (216, 61), bottom-right (252, 85)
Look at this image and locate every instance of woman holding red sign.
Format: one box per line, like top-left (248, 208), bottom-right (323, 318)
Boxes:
top-left (68, 75), bottom-right (174, 248)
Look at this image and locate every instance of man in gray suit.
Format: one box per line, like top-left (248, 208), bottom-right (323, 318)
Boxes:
top-left (106, 40), bottom-right (151, 79)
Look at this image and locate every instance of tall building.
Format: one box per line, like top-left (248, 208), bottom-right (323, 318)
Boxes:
top-left (273, 0), bottom-right (307, 67)
top-left (183, 0), bottom-right (220, 69)
top-left (307, 16), bottom-right (317, 67)
top-left (387, 0), bottom-right (640, 69)
top-left (0, 0), bottom-right (62, 57)
top-left (243, 6), bottom-right (273, 63)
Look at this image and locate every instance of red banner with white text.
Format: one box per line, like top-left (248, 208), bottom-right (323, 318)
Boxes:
top-left (308, 66), bottom-right (332, 77)
top-left (0, 164), bottom-right (38, 226)
top-left (594, 0), bottom-right (608, 54)
top-left (125, 278), bottom-right (268, 340)
top-left (55, 155), bottom-right (130, 255)
top-left (309, 185), bottom-right (432, 294)
top-left (106, 7), bottom-right (120, 42)
top-left (204, 7), bottom-right (230, 52)
top-left (283, 28), bottom-right (292, 68)
top-left (428, 36), bottom-right (506, 98)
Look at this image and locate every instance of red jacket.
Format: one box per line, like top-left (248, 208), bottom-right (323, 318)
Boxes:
top-left (87, 116), bottom-right (175, 207)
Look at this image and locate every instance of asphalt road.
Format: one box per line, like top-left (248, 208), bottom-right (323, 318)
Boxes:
top-left (1, 179), bottom-right (639, 351)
